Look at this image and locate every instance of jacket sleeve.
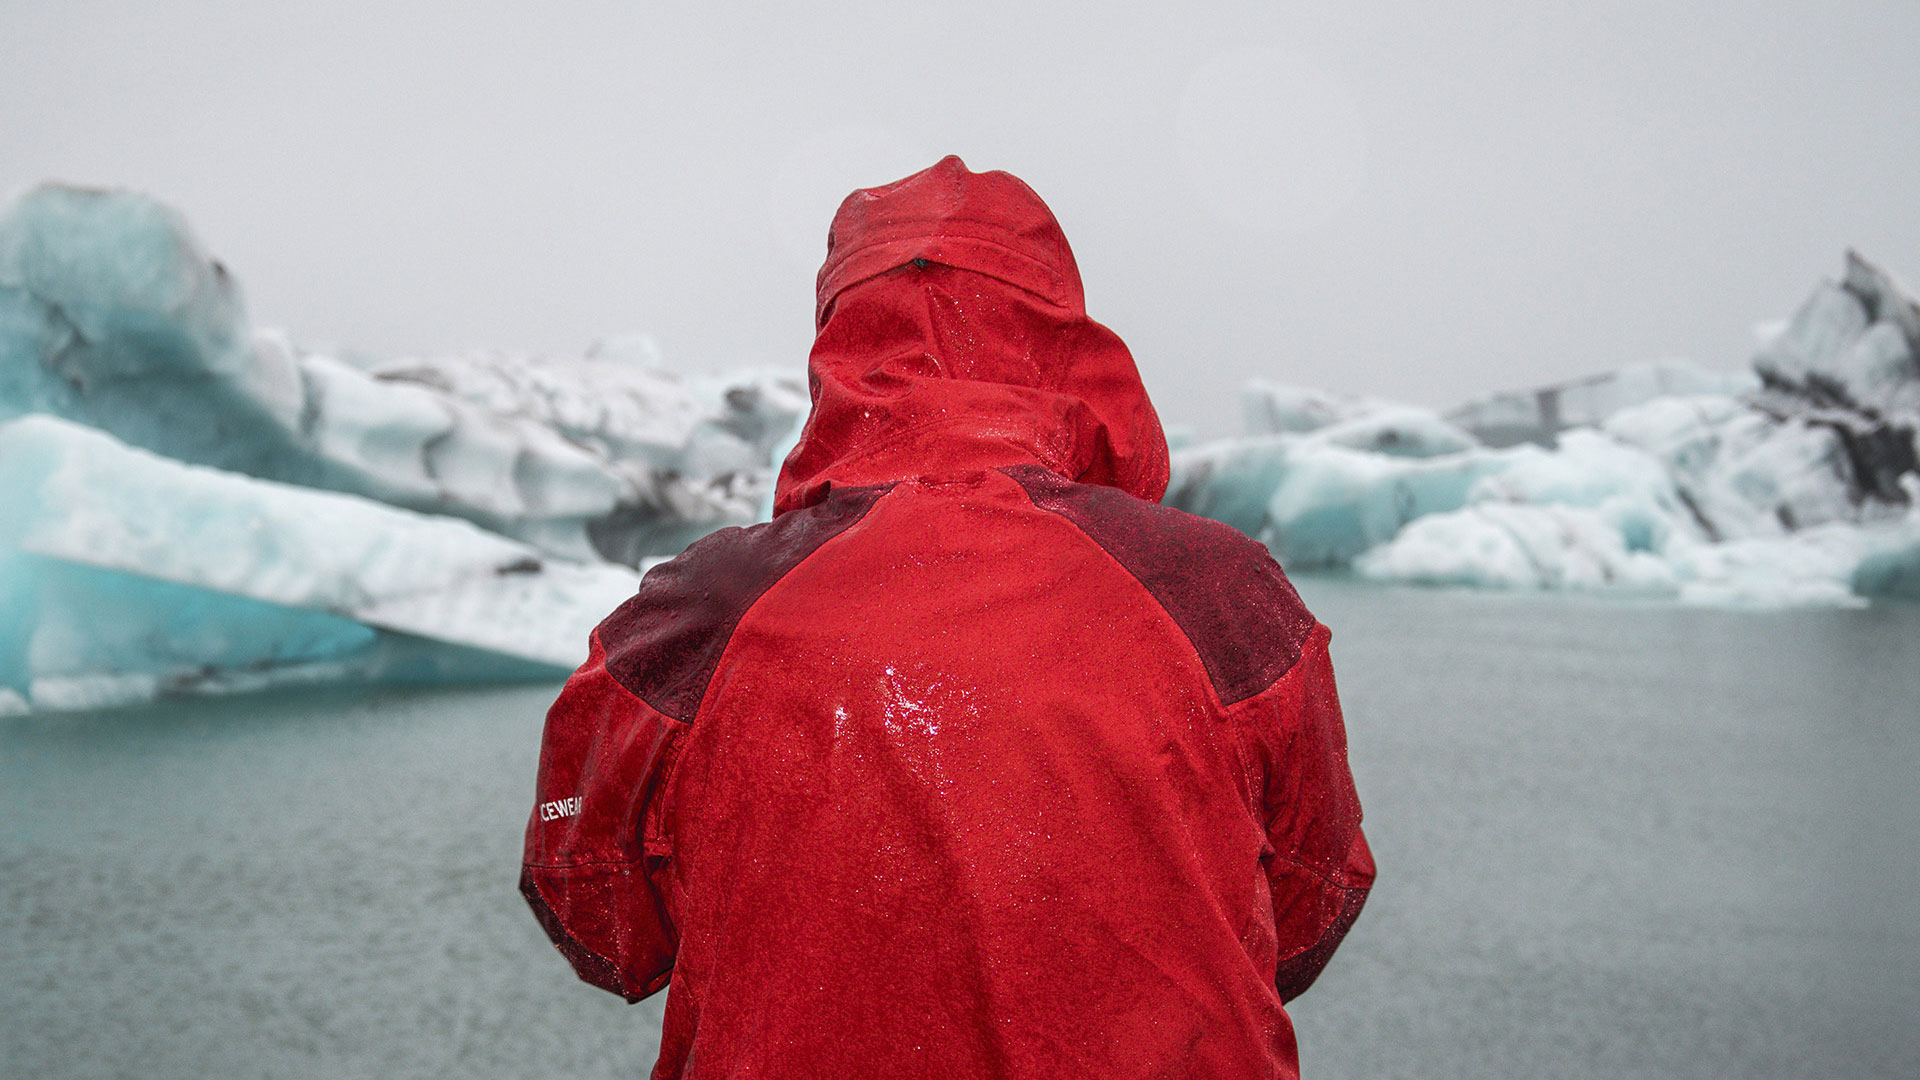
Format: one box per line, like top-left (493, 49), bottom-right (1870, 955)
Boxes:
top-left (520, 630), bottom-right (683, 1002)
top-left (1239, 621), bottom-right (1374, 1004)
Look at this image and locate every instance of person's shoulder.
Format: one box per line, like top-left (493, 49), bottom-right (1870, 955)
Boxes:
top-left (594, 483), bottom-right (892, 721)
top-left (1001, 464), bottom-right (1317, 706)
top-left (1001, 462), bottom-right (1277, 560)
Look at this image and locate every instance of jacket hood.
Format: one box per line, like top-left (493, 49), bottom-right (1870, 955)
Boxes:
top-left (773, 155), bottom-right (1169, 514)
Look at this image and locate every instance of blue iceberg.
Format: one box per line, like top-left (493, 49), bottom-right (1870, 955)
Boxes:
top-left (0, 183), bottom-right (805, 713)
top-left (1167, 252), bottom-right (1920, 607)
top-left (0, 414), bottom-right (642, 712)
top-left (0, 184), bottom-right (806, 566)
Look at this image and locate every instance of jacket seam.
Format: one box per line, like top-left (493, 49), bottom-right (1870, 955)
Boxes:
top-left (682, 484), bottom-right (896, 727)
top-left (997, 468), bottom-right (1274, 840)
top-left (523, 856), bottom-right (646, 871)
top-left (999, 469), bottom-right (1286, 713)
top-left (1263, 847), bottom-right (1369, 894)
top-left (656, 485), bottom-right (895, 875)
top-left (808, 417), bottom-right (1073, 487)
top-left (623, 484), bottom-right (894, 723)
top-left (819, 232), bottom-right (1068, 305)
top-left (590, 631), bottom-right (694, 726)
top-left (644, 722), bottom-right (687, 861)
top-left (522, 871), bottom-right (638, 1000)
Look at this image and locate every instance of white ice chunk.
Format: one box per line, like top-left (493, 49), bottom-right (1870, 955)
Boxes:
top-left (350, 350), bottom-right (808, 557)
top-left (298, 353), bottom-right (625, 529)
top-left (367, 346), bottom-right (705, 468)
top-left (1355, 475), bottom-right (1920, 608)
top-left (1754, 282), bottom-right (1871, 390)
top-left (1309, 405), bottom-right (1478, 458)
top-left (1671, 529), bottom-right (1870, 609)
top-left (0, 415), bottom-right (641, 711)
top-left (1334, 429), bottom-right (1685, 589)
top-left (1605, 396), bottom-right (1879, 537)
top-left (1354, 503), bottom-right (1679, 593)
top-left (1447, 360), bottom-right (1758, 448)
top-left (1755, 251), bottom-right (1920, 415)
top-left (1170, 399), bottom-right (1482, 548)
top-left (1470, 430), bottom-right (1677, 511)
top-left (1242, 380), bottom-right (1379, 435)
top-left (1177, 425), bottom-right (1675, 569)
top-left (1833, 321), bottom-right (1920, 416)
top-left (1240, 381), bottom-right (1475, 453)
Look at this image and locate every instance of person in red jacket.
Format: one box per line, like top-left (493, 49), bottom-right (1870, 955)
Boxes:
top-left (521, 155), bottom-right (1374, 1079)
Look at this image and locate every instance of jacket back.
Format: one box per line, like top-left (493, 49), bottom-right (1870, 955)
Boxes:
top-left (522, 157), bottom-right (1373, 1080)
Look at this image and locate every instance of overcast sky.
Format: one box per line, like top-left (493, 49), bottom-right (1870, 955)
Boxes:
top-left (5, 0), bottom-right (1918, 431)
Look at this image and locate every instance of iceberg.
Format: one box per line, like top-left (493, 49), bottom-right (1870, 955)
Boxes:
top-left (6, 178), bottom-right (1912, 713)
top-left (1171, 427), bottom-right (1686, 571)
top-left (1242, 380), bottom-right (1478, 456)
top-left (1755, 253), bottom-right (1920, 416)
top-left (0, 414), bottom-right (641, 712)
top-left (1746, 251), bottom-right (1920, 504)
top-left (1243, 381), bottom-right (1383, 436)
top-left (1165, 393), bottom-right (1488, 552)
top-left (0, 184), bottom-right (806, 566)
top-left (1350, 503), bottom-right (1681, 594)
top-left (1168, 253), bottom-right (1920, 607)
top-left (1444, 360), bottom-right (1760, 449)
top-left (1256, 445), bottom-right (1496, 566)
top-left (0, 182), bottom-right (820, 712)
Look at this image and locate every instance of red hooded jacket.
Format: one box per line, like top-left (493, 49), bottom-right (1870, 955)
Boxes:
top-left (522, 157), bottom-right (1373, 1079)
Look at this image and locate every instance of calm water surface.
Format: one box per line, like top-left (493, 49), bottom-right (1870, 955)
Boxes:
top-left (3, 581), bottom-right (1916, 1079)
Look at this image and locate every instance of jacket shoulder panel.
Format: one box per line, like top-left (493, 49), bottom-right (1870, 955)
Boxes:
top-left (1003, 464), bottom-right (1314, 705)
top-left (598, 483), bottom-right (891, 722)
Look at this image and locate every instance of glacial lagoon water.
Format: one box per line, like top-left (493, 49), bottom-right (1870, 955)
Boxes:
top-left (2, 580), bottom-right (1916, 1079)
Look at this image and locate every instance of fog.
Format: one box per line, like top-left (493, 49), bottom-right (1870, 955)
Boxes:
top-left (5, 0), bottom-right (1918, 429)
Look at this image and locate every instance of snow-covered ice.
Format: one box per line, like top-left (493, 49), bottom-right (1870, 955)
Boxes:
top-left (0, 414), bottom-right (641, 711)
top-left (1243, 380), bottom-right (1479, 456)
top-left (1170, 252), bottom-right (1920, 607)
top-left (1444, 360), bottom-right (1759, 449)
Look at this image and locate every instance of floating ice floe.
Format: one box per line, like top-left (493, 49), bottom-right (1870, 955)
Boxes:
top-left (1168, 252), bottom-right (1920, 607)
top-left (0, 414), bottom-right (642, 712)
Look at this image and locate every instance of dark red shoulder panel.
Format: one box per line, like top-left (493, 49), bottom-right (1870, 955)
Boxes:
top-left (1003, 465), bottom-right (1314, 705)
top-left (598, 483), bottom-right (891, 722)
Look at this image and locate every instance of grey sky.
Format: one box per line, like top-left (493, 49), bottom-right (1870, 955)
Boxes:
top-left (5, 0), bottom-right (1917, 431)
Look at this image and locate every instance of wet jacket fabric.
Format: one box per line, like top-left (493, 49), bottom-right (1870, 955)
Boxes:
top-left (521, 156), bottom-right (1374, 1080)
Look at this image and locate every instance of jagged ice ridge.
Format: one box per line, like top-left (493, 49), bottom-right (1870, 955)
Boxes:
top-left (1166, 254), bottom-right (1920, 607)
